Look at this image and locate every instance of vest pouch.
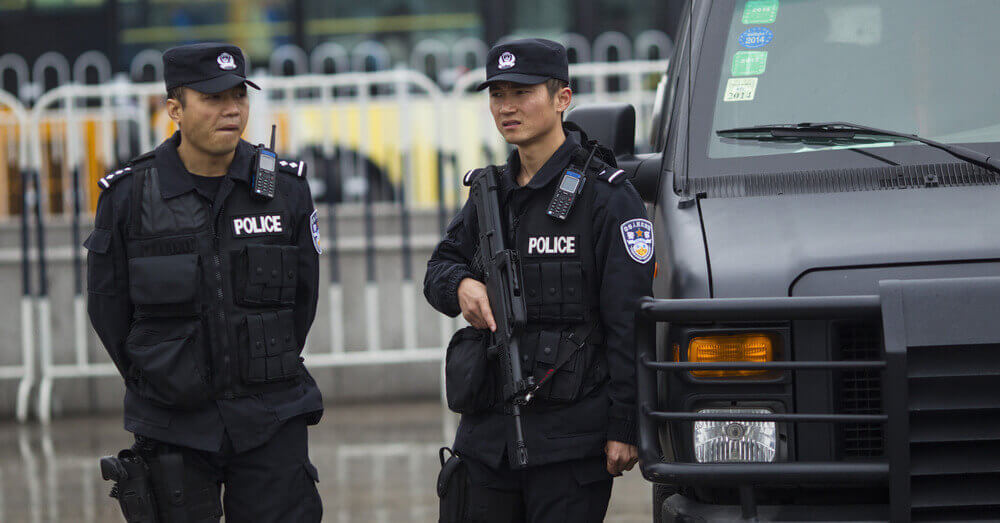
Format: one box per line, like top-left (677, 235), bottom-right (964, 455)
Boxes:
top-left (128, 254), bottom-right (200, 317)
top-left (235, 245), bottom-right (298, 307)
top-left (240, 310), bottom-right (301, 384)
top-left (532, 330), bottom-right (588, 404)
top-left (125, 317), bottom-right (212, 409)
top-left (445, 327), bottom-right (495, 414)
top-left (522, 262), bottom-right (586, 322)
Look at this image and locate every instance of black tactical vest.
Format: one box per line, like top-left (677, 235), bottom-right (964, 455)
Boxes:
top-left (480, 149), bottom-right (620, 405)
top-left (120, 158), bottom-right (304, 408)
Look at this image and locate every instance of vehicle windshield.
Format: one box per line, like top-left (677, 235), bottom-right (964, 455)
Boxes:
top-left (702, 0), bottom-right (1000, 160)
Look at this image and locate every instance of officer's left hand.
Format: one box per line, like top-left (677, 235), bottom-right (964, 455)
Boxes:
top-left (605, 440), bottom-right (639, 476)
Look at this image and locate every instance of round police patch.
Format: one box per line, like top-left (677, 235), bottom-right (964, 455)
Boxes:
top-left (620, 218), bottom-right (653, 264)
top-left (310, 210), bottom-right (322, 254)
top-left (498, 52), bottom-right (516, 69)
top-left (217, 52), bottom-right (237, 70)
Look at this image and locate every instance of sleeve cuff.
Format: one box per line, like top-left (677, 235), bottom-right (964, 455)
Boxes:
top-left (608, 416), bottom-right (638, 446)
top-left (445, 268), bottom-right (477, 317)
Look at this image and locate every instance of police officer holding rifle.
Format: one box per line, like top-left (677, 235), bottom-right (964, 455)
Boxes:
top-left (426, 38), bottom-right (654, 522)
top-left (86, 43), bottom-right (323, 522)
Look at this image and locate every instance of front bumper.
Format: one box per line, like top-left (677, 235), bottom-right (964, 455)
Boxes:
top-left (662, 494), bottom-right (888, 523)
top-left (637, 277), bottom-right (1000, 522)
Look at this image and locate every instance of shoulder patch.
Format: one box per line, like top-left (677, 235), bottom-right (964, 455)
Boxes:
top-left (621, 218), bottom-right (654, 264)
top-left (277, 158), bottom-right (307, 178)
top-left (310, 209), bottom-right (322, 254)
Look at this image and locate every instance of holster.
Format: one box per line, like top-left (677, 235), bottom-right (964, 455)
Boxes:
top-left (101, 437), bottom-right (198, 523)
top-left (437, 447), bottom-right (469, 523)
top-left (100, 449), bottom-right (159, 523)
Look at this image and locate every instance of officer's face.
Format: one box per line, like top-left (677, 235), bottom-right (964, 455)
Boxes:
top-left (168, 85), bottom-right (249, 156)
top-left (489, 82), bottom-right (571, 146)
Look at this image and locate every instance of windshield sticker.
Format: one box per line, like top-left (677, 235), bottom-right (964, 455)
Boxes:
top-left (743, 0), bottom-right (779, 24)
top-left (738, 27), bottom-right (774, 49)
top-left (724, 77), bottom-right (758, 102)
top-left (732, 51), bottom-right (768, 76)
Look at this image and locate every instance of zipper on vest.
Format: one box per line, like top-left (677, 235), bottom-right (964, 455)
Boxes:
top-left (210, 199), bottom-right (235, 397)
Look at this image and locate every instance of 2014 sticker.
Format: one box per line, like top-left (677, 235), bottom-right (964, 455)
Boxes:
top-left (724, 77), bottom-right (758, 102)
top-left (732, 51), bottom-right (768, 76)
top-left (738, 27), bottom-right (774, 49)
top-left (743, 0), bottom-right (779, 24)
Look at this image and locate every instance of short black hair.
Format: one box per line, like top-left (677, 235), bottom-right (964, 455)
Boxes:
top-left (546, 78), bottom-right (569, 97)
top-left (166, 86), bottom-right (185, 106)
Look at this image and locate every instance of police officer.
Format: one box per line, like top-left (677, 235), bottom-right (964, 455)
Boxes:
top-left (425, 38), bottom-right (654, 522)
top-left (86, 43), bottom-right (323, 522)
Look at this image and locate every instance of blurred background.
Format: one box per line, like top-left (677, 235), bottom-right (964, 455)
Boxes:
top-left (0, 1), bottom-right (680, 520)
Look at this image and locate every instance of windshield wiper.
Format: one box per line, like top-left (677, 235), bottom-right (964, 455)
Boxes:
top-left (716, 121), bottom-right (1000, 175)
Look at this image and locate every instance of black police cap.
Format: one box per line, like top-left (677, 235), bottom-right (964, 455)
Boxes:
top-left (477, 38), bottom-right (569, 91)
top-left (163, 43), bottom-right (260, 94)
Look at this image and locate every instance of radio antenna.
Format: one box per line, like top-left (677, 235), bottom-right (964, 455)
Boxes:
top-left (269, 124), bottom-right (276, 151)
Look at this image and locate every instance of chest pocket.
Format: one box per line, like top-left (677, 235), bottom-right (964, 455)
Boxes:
top-left (521, 261), bottom-right (585, 322)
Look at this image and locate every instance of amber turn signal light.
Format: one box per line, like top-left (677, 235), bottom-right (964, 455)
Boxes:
top-left (683, 333), bottom-right (777, 378)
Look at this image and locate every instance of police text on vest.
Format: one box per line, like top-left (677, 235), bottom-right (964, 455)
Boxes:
top-left (232, 214), bottom-right (283, 237)
top-left (528, 236), bottom-right (577, 255)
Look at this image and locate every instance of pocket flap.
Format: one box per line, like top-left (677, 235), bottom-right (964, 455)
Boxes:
top-left (245, 245), bottom-right (280, 286)
top-left (536, 331), bottom-right (561, 366)
top-left (84, 228), bottom-right (112, 254)
top-left (128, 254), bottom-right (199, 305)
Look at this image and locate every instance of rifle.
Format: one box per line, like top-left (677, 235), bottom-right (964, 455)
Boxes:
top-left (466, 166), bottom-right (534, 468)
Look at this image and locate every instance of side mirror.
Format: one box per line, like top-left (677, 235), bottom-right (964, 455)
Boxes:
top-left (565, 104), bottom-right (636, 157)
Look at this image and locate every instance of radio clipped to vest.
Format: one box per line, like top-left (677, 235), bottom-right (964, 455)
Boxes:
top-left (251, 125), bottom-right (278, 200)
top-left (545, 146), bottom-right (597, 221)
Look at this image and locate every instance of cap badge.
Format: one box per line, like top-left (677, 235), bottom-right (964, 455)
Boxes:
top-left (217, 52), bottom-right (237, 71)
top-left (498, 52), bottom-right (516, 70)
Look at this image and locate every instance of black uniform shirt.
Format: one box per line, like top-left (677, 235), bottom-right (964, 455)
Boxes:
top-left (424, 127), bottom-right (654, 449)
top-left (88, 133), bottom-right (323, 453)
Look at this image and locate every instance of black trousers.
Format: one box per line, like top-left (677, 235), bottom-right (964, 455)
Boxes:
top-left (462, 453), bottom-right (613, 523)
top-left (137, 416), bottom-right (322, 523)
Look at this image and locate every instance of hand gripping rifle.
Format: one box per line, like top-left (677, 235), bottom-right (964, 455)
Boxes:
top-left (466, 166), bottom-right (534, 468)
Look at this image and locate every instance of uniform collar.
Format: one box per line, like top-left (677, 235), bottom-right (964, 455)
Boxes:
top-left (506, 125), bottom-right (582, 190)
top-left (155, 131), bottom-right (254, 199)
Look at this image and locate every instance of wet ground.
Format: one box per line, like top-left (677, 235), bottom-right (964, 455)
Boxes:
top-left (0, 401), bottom-right (652, 522)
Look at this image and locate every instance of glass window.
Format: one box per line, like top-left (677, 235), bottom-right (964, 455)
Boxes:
top-left (698, 0), bottom-right (1000, 161)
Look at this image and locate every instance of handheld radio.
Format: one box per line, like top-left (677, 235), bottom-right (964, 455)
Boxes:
top-left (251, 125), bottom-right (278, 200)
top-left (545, 168), bottom-right (584, 220)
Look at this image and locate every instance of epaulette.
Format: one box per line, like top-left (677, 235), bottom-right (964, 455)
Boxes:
top-left (277, 157), bottom-right (307, 178)
top-left (589, 164), bottom-right (628, 185)
top-left (578, 154), bottom-right (627, 186)
top-left (462, 167), bottom-right (494, 187)
top-left (97, 151), bottom-right (154, 190)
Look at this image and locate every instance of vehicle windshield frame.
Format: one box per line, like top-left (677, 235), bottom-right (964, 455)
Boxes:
top-left (682, 0), bottom-right (1000, 179)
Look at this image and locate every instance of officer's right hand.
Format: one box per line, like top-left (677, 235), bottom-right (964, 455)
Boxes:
top-left (458, 278), bottom-right (496, 332)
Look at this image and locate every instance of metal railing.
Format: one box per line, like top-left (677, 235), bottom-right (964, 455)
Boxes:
top-left (2, 59), bottom-right (670, 422)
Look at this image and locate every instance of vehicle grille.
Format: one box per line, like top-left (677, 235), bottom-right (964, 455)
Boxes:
top-left (907, 343), bottom-right (1000, 520)
top-left (832, 321), bottom-right (885, 458)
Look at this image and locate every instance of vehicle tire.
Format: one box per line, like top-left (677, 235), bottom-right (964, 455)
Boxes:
top-left (652, 483), bottom-right (677, 523)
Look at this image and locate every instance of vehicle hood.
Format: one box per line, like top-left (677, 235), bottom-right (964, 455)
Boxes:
top-left (699, 185), bottom-right (1000, 298)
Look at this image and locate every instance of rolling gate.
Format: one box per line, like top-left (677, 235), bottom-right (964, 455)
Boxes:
top-left (636, 277), bottom-right (1000, 521)
top-left (3, 59), bottom-right (668, 423)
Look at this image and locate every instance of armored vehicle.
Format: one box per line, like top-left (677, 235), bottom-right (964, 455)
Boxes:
top-left (570, 0), bottom-right (1000, 520)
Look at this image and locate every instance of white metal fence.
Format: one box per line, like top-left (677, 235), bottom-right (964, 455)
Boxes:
top-left (5, 59), bottom-right (668, 423)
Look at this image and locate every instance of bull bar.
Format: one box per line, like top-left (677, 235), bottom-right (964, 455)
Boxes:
top-left (635, 294), bottom-right (889, 486)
